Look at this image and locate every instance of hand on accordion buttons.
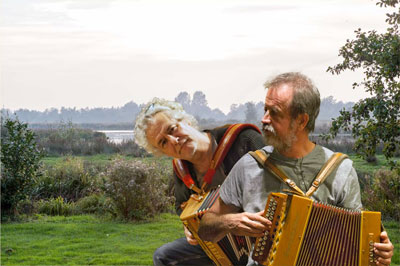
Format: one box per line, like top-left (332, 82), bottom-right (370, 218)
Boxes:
top-left (184, 226), bottom-right (199, 246)
top-left (374, 231), bottom-right (394, 266)
top-left (227, 210), bottom-right (271, 238)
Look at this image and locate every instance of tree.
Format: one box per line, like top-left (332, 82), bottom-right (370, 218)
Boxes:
top-left (326, 0), bottom-right (400, 169)
top-left (175, 91), bottom-right (191, 111)
top-left (245, 102), bottom-right (258, 124)
top-left (1, 118), bottom-right (44, 218)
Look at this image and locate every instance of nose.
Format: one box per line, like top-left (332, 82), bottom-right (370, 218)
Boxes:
top-left (167, 135), bottom-right (179, 145)
top-left (261, 111), bottom-right (271, 125)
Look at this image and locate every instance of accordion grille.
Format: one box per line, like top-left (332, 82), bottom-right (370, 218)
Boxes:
top-left (296, 202), bottom-right (361, 266)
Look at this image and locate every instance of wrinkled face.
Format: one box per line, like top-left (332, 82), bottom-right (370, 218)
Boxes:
top-left (145, 112), bottom-right (201, 160)
top-left (261, 84), bottom-right (298, 152)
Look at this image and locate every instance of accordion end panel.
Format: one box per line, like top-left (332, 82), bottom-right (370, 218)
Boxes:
top-left (359, 211), bottom-right (381, 266)
top-left (180, 190), bottom-right (234, 266)
top-left (182, 217), bottom-right (233, 266)
top-left (252, 193), bottom-right (313, 266)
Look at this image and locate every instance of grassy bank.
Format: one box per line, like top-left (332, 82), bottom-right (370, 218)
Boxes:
top-left (1, 214), bottom-right (184, 265)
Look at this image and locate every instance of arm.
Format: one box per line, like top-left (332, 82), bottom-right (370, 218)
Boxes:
top-left (198, 197), bottom-right (271, 243)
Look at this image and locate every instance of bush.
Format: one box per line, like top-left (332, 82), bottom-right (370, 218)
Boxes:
top-left (1, 118), bottom-right (44, 219)
top-left (34, 123), bottom-right (148, 157)
top-left (362, 169), bottom-right (400, 221)
top-left (103, 158), bottom-right (174, 220)
top-left (33, 157), bottom-right (101, 202)
top-left (37, 196), bottom-right (75, 216)
top-left (75, 193), bottom-right (116, 216)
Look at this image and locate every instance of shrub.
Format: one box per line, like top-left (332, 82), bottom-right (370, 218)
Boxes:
top-left (34, 123), bottom-right (148, 157)
top-left (33, 157), bottom-right (101, 201)
top-left (37, 196), bottom-right (75, 216)
top-left (362, 169), bottom-right (400, 221)
top-left (75, 193), bottom-right (116, 216)
top-left (103, 158), bottom-right (174, 220)
top-left (1, 118), bottom-right (44, 219)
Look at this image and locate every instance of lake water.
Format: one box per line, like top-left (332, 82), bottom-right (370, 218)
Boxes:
top-left (98, 130), bottom-right (352, 144)
top-left (97, 130), bottom-right (134, 144)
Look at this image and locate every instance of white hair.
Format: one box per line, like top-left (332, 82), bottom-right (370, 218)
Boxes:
top-left (133, 97), bottom-right (198, 155)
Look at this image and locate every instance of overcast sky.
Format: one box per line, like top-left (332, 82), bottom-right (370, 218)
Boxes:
top-left (0, 0), bottom-right (391, 114)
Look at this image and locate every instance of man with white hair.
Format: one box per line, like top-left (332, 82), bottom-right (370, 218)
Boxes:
top-left (134, 98), bottom-right (265, 265)
top-left (198, 72), bottom-right (394, 266)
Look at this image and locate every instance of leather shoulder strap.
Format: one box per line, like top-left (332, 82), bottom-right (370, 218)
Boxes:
top-left (305, 152), bottom-right (348, 197)
top-left (203, 123), bottom-right (261, 185)
top-left (249, 149), bottom-right (305, 196)
top-left (174, 123), bottom-right (261, 192)
top-left (172, 158), bottom-right (201, 194)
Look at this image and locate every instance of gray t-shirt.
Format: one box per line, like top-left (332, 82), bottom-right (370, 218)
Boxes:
top-left (220, 145), bottom-right (362, 265)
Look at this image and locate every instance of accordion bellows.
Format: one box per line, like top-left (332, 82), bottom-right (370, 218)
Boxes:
top-left (180, 187), bottom-right (251, 266)
top-left (253, 193), bottom-right (381, 266)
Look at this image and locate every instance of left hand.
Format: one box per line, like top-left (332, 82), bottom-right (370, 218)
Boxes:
top-left (374, 231), bottom-right (394, 266)
top-left (184, 226), bottom-right (198, 246)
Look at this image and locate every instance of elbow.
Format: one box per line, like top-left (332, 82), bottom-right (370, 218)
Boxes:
top-left (198, 221), bottom-right (222, 243)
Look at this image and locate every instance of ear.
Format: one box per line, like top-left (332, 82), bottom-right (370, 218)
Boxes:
top-left (297, 113), bottom-right (309, 130)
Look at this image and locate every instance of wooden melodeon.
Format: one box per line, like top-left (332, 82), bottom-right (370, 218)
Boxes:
top-left (180, 186), bottom-right (252, 266)
top-left (253, 193), bottom-right (381, 266)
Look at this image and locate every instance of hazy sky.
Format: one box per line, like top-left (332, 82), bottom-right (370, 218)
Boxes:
top-left (0, 0), bottom-right (391, 113)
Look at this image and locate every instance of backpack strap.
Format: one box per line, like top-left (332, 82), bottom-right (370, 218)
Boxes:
top-left (249, 149), bottom-right (305, 196)
top-left (173, 123), bottom-right (261, 193)
top-left (305, 152), bottom-right (348, 197)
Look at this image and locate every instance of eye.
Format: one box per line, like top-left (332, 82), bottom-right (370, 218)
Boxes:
top-left (160, 138), bottom-right (167, 148)
top-left (168, 124), bottom-right (177, 134)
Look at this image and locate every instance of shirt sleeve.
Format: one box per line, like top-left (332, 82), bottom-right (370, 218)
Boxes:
top-left (337, 162), bottom-right (363, 210)
top-left (220, 154), bottom-right (249, 209)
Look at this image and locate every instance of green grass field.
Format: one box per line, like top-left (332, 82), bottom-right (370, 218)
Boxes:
top-left (1, 214), bottom-right (399, 265)
top-left (1, 214), bottom-right (184, 265)
top-left (2, 154), bottom-right (397, 265)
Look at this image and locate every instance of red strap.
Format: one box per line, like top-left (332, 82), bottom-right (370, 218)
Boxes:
top-left (173, 123), bottom-right (261, 191)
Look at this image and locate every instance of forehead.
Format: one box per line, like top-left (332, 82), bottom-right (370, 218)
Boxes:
top-left (145, 112), bottom-right (172, 143)
top-left (265, 84), bottom-right (294, 111)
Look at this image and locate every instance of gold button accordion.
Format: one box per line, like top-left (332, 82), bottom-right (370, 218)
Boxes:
top-left (253, 192), bottom-right (381, 266)
top-left (180, 186), bottom-right (252, 266)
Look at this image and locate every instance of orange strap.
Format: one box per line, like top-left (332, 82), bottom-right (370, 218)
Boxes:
top-left (305, 152), bottom-right (348, 197)
top-left (250, 150), bottom-right (305, 196)
top-left (173, 123), bottom-right (261, 193)
top-left (249, 149), bottom-right (348, 198)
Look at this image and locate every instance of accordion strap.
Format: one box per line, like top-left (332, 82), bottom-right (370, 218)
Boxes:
top-left (174, 123), bottom-right (261, 193)
top-left (249, 149), bottom-right (349, 198)
top-left (249, 149), bottom-right (305, 196)
top-left (305, 152), bottom-right (348, 197)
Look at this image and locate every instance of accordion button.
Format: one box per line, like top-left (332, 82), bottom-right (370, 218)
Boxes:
top-left (254, 252), bottom-right (259, 257)
top-left (259, 251), bottom-right (263, 255)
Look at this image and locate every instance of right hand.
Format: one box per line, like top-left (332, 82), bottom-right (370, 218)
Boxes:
top-left (184, 226), bottom-right (199, 245)
top-left (225, 210), bottom-right (271, 237)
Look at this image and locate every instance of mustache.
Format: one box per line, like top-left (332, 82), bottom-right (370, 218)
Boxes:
top-left (262, 124), bottom-right (276, 135)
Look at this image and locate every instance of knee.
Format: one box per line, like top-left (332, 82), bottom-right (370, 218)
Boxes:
top-left (153, 244), bottom-right (169, 266)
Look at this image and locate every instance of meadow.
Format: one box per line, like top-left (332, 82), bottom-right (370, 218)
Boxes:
top-left (2, 153), bottom-right (399, 265)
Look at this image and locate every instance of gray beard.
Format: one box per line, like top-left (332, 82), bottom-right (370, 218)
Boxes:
top-left (262, 124), bottom-right (297, 153)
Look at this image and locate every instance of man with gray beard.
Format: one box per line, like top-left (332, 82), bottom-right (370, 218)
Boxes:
top-left (198, 72), bottom-right (394, 266)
